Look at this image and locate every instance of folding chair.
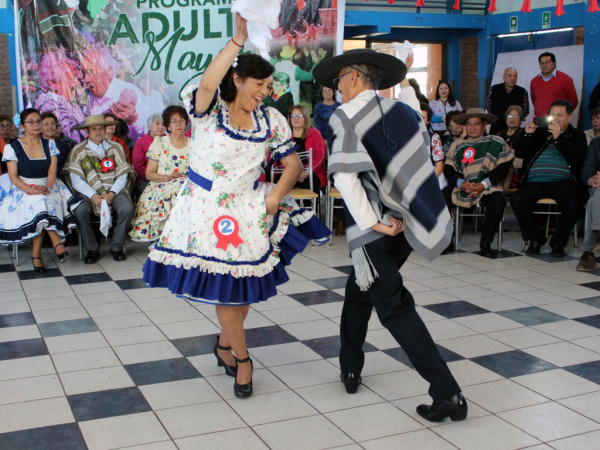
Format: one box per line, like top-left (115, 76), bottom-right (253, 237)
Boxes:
top-left (520, 198), bottom-right (578, 252)
top-left (454, 204), bottom-right (503, 252)
top-left (271, 148), bottom-right (319, 215)
top-left (325, 178), bottom-right (344, 247)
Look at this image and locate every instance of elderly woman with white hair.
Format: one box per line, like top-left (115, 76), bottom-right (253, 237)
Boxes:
top-left (132, 113), bottom-right (166, 193)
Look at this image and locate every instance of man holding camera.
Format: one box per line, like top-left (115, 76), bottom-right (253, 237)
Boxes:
top-left (511, 100), bottom-right (587, 256)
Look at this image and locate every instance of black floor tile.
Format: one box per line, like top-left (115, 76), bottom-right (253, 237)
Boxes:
top-left (497, 306), bottom-right (568, 326)
top-left (576, 297), bottom-right (600, 309)
top-left (422, 301), bottom-right (490, 319)
top-left (0, 423), bottom-right (87, 450)
top-left (564, 360), bottom-right (600, 385)
top-left (0, 338), bottom-right (48, 361)
top-left (68, 387), bottom-right (152, 422)
top-left (301, 335), bottom-right (377, 359)
top-left (245, 325), bottom-right (298, 348)
top-left (0, 264), bottom-right (15, 273)
top-left (383, 344), bottom-right (465, 370)
top-left (472, 249), bottom-right (521, 260)
top-left (289, 290), bottom-right (344, 306)
top-left (124, 358), bottom-right (201, 385)
top-left (471, 350), bottom-right (557, 378)
top-left (574, 314), bottom-right (600, 330)
top-left (114, 278), bottom-right (147, 290)
top-left (64, 273), bottom-right (112, 285)
top-left (0, 312), bottom-right (36, 328)
top-left (17, 268), bottom-right (63, 280)
top-left (580, 281), bottom-right (600, 293)
top-left (38, 318), bottom-right (99, 338)
top-left (171, 334), bottom-right (220, 357)
top-left (313, 277), bottom-right (348, 290)
top-left (333, 265), bottom-right (354, 276)
top-left (528, 253), bottom-right (577, 263)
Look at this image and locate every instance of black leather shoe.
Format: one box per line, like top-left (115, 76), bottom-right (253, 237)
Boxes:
top-left (479, 241), bottom-right (492, 257)
top-left (233, 355), bottom-right (253, 398)
top-left (525, 237), bottom-right (547, 255)
top-left (551, 246), bottom-right (567, 257)
top-left (341, 372), bottom-right (362, 394)
top-left (213, 336), bottom-right (237, 377)
top-left (417, 393), bottom-right (468, 423)
top-left (110, 249), bottom-right (126, 261)
top-left (84, 251), bottom-right (100, 265)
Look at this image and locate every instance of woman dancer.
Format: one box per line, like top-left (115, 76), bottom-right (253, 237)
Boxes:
top-left (0, 109), bottom-right (80, 271)
top-left (130, 106), bottom-right (190, 242)
top-left (142, 15), bottom-right (330, 398)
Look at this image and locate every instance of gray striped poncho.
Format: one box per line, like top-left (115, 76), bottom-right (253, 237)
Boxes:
top-left (329, 90), bottom-right (453, 290)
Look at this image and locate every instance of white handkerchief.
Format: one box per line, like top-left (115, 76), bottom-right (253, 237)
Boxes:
top-left (392, 40), bottom-right (414, 63)
top-left (232, 0), bottom-right (280, 59)
top-left (100, 199), bottom-right (112, 238)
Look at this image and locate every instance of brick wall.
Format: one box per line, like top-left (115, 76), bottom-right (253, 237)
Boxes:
top-left (460, 36), bottom-right (479, 110)
top-left (0, 34), bottom-right (14, 116)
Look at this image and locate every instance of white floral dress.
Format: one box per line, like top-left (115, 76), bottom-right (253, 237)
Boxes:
top-left (129, 136), bottom-right (191, 242)
top-left (0, 139), bottom-right (80, 244)
top-left (142, 89), bottom-right (331, 305)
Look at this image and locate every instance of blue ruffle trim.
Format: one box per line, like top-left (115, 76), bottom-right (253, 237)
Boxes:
top-left (271, 140), bottom-right (298, 162)
top-left (187, 89), bottom-right (218, 120)
top-left (142, 214), bottom-right (331, 305)
top-left (0, 212), bottom-right (78, 244)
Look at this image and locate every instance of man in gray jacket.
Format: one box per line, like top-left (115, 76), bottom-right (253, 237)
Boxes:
top-left (577, 137), bottom-right (600, 271)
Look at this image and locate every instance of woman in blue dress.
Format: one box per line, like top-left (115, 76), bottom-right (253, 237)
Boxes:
top-left (313, 85), bottom-right (341, 144)
top-left (142, 15), bottom-right (330, 398)
top-left (0, 108), bottom-right (80, 271)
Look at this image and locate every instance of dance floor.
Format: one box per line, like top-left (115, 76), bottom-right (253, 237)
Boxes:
top-left (1, 220), bottom-right (600, 450)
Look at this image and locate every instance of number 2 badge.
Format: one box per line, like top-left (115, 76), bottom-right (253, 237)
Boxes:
top-left (213, 216), bottom-right (244, 250)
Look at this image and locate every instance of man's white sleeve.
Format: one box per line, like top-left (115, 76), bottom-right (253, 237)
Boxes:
top-left (398, 86), bottom-right (421, 113)
top-left (332, 172), bottom-right (379, 230)
top-left (70, 173), bottom-right (99, 199)
top-left (110, 174), bottom-right (128, 195)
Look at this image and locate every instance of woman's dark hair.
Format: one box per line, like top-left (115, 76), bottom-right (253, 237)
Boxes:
top-left (20, 108), bottom-right (40, 125)
top-left (220, 54), bottom-right (275, 103)
top-left (409, 79), bottom-right (429, 103)
top-left (419, 102), bottom-right (432, 123)
top-left (116, 119), bottom-right (129, 139)
top-left (40, 112), bottom-right (59, 124)
top-left (445, 110), bottom-right (463, 125)
top-left (103, 113), bottom-right (121, 135)
top-left (162, 105), bottom-right (189, 131)
top-left (434, 80), bottom-right (457, 107)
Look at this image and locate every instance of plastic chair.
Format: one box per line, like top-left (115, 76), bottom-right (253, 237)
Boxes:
top-left (271, 148), bottom-right (319, 215)
top-left (520, 198), bottom-right (578, 252)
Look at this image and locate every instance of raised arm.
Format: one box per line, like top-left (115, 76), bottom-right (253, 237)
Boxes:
top-left (195, 14), bottom-right (248, 114)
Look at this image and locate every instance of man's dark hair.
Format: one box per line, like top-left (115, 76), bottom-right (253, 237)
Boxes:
top-left (353, 63), bottom-right (384, 89)
top-left (538, 52), bottom-right (556, 64)
top-left (40, 112), bottom-right (58, 124)
top-left (549, 99), bottom-right (573, 115)
top-left (0, 115), bottom-right (11, 123)
top-left (220, 54), bottom-right (275, 103)
top-left (419, 102), bottom-right (432, 123)
top-left (590, 107), bottom-right (600, 120)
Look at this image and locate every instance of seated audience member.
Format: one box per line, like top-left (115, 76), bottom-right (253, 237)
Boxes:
top-left (104, 114), bottom-right (131, 163)
top-left (511, 100), bottom-right (587, 257)
top-left (54, 123), bottom-right (77, 150)
top-left (313, 86), bottom-right (341, 144)
top-left (133, 113), bottom-right (165, 194)
top-left (40, 112), bottom-right (70, 175)
top-left (444, 108), bottom-right (514, 256)
top-left (130, 106), bottom-right (190, 242)
top-left (442, 110), bottom-right (466, 155)
top-left (498, 106), bottom-right (525, 188)
top-left (420, 102), bottom-right (446, 189)
top-left (0, 115), bottom-right (15, 145)
top-left (486, 67), bottom-right (529, 135)
top-left (585, 108), bottom-right (600, 145)
top-left (577, 137), bottom-right (600, 271)
top-left (0, 109), bottom-right (80, 271)
top-left (429, 80), bottom-right (462, 132)
top-left (116, 119), bottom-right (136, 154)
top-left (280, 105), bottom-right (326, 198)
top-left (66, 115), bottom-right (135, 264)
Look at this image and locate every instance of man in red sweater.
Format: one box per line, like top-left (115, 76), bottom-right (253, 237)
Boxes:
top-left (530, 52), bottom-right (578, 117)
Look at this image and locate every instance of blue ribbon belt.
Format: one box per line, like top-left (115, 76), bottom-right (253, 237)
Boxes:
top-left (188, 169), bottom-right (213, 191)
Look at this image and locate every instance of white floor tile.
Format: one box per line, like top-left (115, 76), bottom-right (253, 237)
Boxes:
top-left (228, 390), bottom-right (318, 426)
top-left (33, 306), bottom-right (90, 324)
top-left (0, 397), bottom-right (75, 434)
top-left (176, 428), bottom-right (269, 450)
top-left (549, 430), bottom-right (600, 450)
top-left (205, 369), bottom-right (287, 400)
top-left (523, 342), bottom-right (600, 367)
top-left (51, 347), bottom-right (121, 373)
top-left (362, 370), bottom-right (429, 401)
top-left (112, 341), bottom-right (183, 365)
top-left (249, 342), bottom-right (321, 367)
top-left (296, 381), bottom-right (385, 414)
top-left (59, 366), bottom-right (134, 395)
top-left (0, 355), bottom-right (56, 381)
top-left (437, 334), bottom-right (513, 358)
top-left (139, 378), bottom-right (221, 410)
top-left (0, 324), bottom-right (41, 343)
top-left (269, 359), bottom-right (340, 388)
top-left (44, 331), bottom-right (109, 354)
top-left (532, 320), bottom-right (600, 341)
top-left (261, 306), bottom-right (325, 325)
top-left (512, 369), bottom-right (600, 400)
top-left (558, 391), bottom-right (600, 423)
top-left (280, 319), bottom-right (339, 340)
top-left (361, 428), bottom-right (461, 450)
top-left (486, 327), bottom-right (562, 349)
top-left (0, 374), bottom-right (64, 405)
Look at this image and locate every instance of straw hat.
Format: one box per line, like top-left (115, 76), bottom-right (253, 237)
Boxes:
top-left (72, 115), bottom-right (119, 130)
top-left (453, 108), bottom-right (498, 125)
top-left (280, 45), bottom-right (296, 60)
top-left (313, 48), bottom-right (407, 91)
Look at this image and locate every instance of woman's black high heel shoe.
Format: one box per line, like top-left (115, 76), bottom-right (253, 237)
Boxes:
top-left (213, 336), bottom-right (237, 377)
top-left (54, 243), bottom-right (69, 263)
top-left (233, 355), bottom-right (253, 398)
top-left (31, 257), bottom-right (45, 273)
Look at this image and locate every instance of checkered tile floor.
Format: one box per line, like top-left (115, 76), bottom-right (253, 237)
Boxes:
top-left (1, 218), bottom-right (600, 450)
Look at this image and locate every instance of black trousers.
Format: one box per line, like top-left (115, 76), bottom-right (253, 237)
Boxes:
top-left (443, 188), bottom-right (505, 245)
top-left (340, 234), bottom-right (461, 402)
top-left (510, 181), bottom-right (582, 248)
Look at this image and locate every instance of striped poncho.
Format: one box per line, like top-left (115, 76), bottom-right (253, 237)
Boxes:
top-left (328, 90), bottom-right (453, 290)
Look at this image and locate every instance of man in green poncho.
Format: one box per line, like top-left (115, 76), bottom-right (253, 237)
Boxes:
top-left (444, 108), bottom-right (514, 256)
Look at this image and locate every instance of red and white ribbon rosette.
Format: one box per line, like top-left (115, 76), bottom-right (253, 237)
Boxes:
top-left (214, 216), bottom-right (245, 250)
top-left (461, 148), bottom-right (476, 165)
top-left (101, 158), bottom-right (115, 173)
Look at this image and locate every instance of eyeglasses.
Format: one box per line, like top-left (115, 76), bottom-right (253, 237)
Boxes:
top-left (290, 114), bottom-right (304, 119)
top-left (23, 120), bottom-right (42, 125)
top-left (0, 124), bottom-right (11, 129)
top-left (170, 120), bottom-right (187, 125)
top-left (332, 66), bottom-right (368, 90)
top-left (506, 115), bottom-right (521, 119)
top-left (42, 122), bottom-right (57, 127)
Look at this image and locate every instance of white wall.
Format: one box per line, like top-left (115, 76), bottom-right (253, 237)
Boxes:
top-left (494, 0), bottom-right (583, 14)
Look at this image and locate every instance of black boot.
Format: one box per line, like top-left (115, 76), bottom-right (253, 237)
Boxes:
top-left (417, 393), bottom-right (468, 422)
top-left (479, 241), bottom-right (492, 257)
top-left (525, 237), bottom-right (547, 255)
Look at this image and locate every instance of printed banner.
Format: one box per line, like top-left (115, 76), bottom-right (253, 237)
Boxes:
top-left (15, 0), bottom-right (340, 142)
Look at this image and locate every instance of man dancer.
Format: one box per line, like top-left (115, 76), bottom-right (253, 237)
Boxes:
top-left (313, 49), bottom-right (467, 423)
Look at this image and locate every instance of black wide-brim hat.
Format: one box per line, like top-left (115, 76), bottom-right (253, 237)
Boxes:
top-left (313, 49), bottom-right (408, 91)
